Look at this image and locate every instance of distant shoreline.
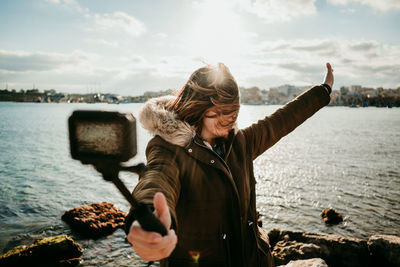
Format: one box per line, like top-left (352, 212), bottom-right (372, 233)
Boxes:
top-left (1, 86), bottom-right (399, 107)
top-left (0, 100), bottom-right (399, 108)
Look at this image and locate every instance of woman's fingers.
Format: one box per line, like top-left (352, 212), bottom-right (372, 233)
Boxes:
top-left (127, 223), bottom-right (177, 261)
top-left (326, 62), bottom-right (332, 72)
top-left (126, 193), bottom-right (178, 262)
top-left (153, 192), bottom-right (171, 229)
top-left (324, 62), bottom-right (334, 88)
top-left (127, 221), bottom-right (162, 243)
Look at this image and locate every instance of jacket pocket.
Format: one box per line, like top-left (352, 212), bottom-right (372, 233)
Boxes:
top-left (254, 226), bottom-right (274, 267)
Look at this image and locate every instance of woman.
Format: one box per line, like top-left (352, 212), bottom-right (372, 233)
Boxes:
top-left (126, 62), bottom-right (334, 266)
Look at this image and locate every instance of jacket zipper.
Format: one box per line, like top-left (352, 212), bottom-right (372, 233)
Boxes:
top-left (222, 233), bottom-right (232, 267)
top-left (193, 139), bottom-right (234, 178)
top-left (193, 138), bottom-right (246, 266)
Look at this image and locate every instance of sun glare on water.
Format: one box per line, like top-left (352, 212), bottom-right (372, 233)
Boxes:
top-left (185, 0), bottom-right (249, 63)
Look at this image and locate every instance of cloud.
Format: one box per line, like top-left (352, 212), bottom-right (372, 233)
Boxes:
top-left (2, 37), bottom-right (399, 94)
top-left (0, 50), bottom-right (90, 72)
top-left (339, 7), bottom-right (356, 13)
top-left (45, 0), bottom-right (146, 37)
top-left (236, 38), bottom-right (400, 88)
top-left (45, 0), bottom-right (88, 13)
top-left (0, 49), bottom-right (191, 95)
top-left (84, 39), bottom-right (120, 48)
top-left (236, 0), bottom-right (318, 23)
top-left (88, 12), bottom-right (146, 37)
top-left (192, 0), bottom-right (318, 23)
top-left (349, 40), bottom-right (380, 51)
top-left (257, 39), bottom-right (392, 60)
top-left (257, 39), bottom-right (340, 59)
top-left (328, 0), bottom-right (400, 11)
top-left (278, 62), bottom-right (322, 74)
top-left (156, 33), bottom-right (168, 38)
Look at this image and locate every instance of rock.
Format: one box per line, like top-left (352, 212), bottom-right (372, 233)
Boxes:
top-left (268, 229), bottom-right (370, 267)
top-left (0, 235), bottom-right (83, 267)
top-left (368, 234), bottom-right (400, 267)
top-left (320, 208), bottom-right (343, 224)
top-left (272, 240), bottom-right (321, 266)
top-left (268, 228), bottom-right (281, 248)
top-left (62, 201), bottom-right (127, 237)
top-left (256, 210), bottom-right (263, 227)
top-left (277, 258), bottom-right (328, 267)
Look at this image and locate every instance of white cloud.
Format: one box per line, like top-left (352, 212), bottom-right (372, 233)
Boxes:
top-left (340, 7), bottom-right (356, 13)
top-left (0, 50), bottom-right (91, 72)
top-left (235, 38), bottom-right (400, 89)
top-left (2, 37), bottom-right (399, 94)
top-left (89, 12), bottom-right (146, 37)
top-left (156, 33), bottom-right (168, 39)
top-left (236, 0), bottom-right (318, 23)
top-left (348, 40), bottom-right (380, 51)
top-left (328, 0), bottom-right (400, 11)
top-left (45, 0), bottom-right (88, 13)
top-left (45, 0), bottom-right (146, 36)
top-left (191, 0), bottom-right (317, 23)
top-left (84, 39), bottom-right (120, 48)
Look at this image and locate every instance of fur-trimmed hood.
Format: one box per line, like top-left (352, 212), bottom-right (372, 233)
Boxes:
top-left (138, 96), bottom-right (196, 147)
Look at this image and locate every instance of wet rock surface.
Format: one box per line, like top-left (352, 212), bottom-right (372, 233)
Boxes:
top-left (0, 235), bottom-right (83, 267)
top-left (273, 240), bottom-right (322, 266)
top-left (320, 208), bottom-right (343, 224)
top-left (62, 202), bottom-right (127, 237)
top-left (268, 229), bottom-right (370, 267)
top-left (368, 234), bottom-right (400, 267)
top-left (277, 258), bottom-right (328, 267)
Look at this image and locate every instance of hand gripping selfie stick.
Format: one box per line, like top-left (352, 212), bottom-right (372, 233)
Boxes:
top-left (68, 110), bottom-right (167, 236)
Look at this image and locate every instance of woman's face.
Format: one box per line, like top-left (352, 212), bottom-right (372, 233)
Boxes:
top-left (200, 107), bottom-right (238, 141)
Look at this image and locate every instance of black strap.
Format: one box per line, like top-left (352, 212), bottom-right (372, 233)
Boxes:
top-left (322, 83), bottom-right (332, 94)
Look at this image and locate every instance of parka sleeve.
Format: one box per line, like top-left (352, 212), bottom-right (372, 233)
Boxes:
top-left (242, 85), bottom-right (331, 160)
top-left (125, 137), bottom-right (180, 233)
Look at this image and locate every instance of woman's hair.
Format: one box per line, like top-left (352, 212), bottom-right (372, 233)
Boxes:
top-left (166, 63), bottom-right (240, 131)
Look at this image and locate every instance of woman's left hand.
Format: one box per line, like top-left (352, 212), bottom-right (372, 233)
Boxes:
top-left (323, 62), bottom-right (334, 89)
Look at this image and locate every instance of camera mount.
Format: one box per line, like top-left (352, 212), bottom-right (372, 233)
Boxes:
top-left (68, 110), bottom-right (167, 236)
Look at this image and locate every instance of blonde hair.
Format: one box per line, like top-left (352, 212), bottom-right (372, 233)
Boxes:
top-left (167, 63), bottom-right (240, 131)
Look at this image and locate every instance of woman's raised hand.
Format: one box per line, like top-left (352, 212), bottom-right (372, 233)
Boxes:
top-left (323, 62), bottom-right (334, 89)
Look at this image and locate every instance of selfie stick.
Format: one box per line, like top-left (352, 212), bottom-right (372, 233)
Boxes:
top-left (68, 110), bottom-right (167, 237)
top-left (95, 161), bottom-right (168, 237)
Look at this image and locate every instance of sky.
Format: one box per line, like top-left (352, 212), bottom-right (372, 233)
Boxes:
top-left (0, 0), bottom-right (399, 96)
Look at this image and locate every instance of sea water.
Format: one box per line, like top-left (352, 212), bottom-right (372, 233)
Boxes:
top-left (0, 102), bottom-right (399, 266)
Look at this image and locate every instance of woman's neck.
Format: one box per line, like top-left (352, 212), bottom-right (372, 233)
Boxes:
top-left (200, 130), bottom-right (215, 146)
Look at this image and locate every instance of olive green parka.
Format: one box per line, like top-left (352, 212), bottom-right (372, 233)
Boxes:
top-left (126, 85), bottom-right (331, 266)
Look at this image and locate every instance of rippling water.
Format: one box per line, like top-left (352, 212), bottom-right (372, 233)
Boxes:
top-left (0, 102), bottom-right (399, 266)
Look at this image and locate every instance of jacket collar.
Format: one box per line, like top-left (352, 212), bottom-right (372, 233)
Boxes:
top-left (138, 96), bottom-right (196, 147)
top-left (139, 95), bottom-right (238, 148)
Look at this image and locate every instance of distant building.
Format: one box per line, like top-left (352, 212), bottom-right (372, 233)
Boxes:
top-left (340, 86), bottom-right (349, 95)
top-left (348, 85), bottom-right (362, 94)
top-left (239, 86), bottom-right (262, 104)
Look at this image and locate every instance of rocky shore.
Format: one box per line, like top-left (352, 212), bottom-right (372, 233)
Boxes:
top-left (0, 235), bottom-right (83, 266)
top-left (61, 202), bottom-right (127, 237)
top-left (269, 229), bottom-right (400, 267)
top-left (1, 203), bottom-right (399, 266)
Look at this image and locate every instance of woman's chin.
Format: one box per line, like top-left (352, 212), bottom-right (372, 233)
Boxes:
top-left (216, 130), bottom-right (230, 139)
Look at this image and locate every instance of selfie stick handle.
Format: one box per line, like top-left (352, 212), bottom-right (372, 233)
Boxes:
top-left (111, 175), bottom-right (168, 236)
top-left (111, 175), bottom-right (140, 207)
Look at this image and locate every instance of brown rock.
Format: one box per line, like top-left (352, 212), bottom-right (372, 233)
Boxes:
top-left (368, 234), bottom-right (400, 267)
top-left (256, 210), bottom-right (263, 227)
top-left (62, 201), bottom-right (127, 237)
top-left (0, 235), bottom-right (83, 267)
top-left (277, 258), bottom-right (328, 267)
top-left (320, 208), bottom-right (343, 224)
top-left (272, 240), bottom-right (322, 266)
top-left (268, 229), bottom-right (370, 267)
